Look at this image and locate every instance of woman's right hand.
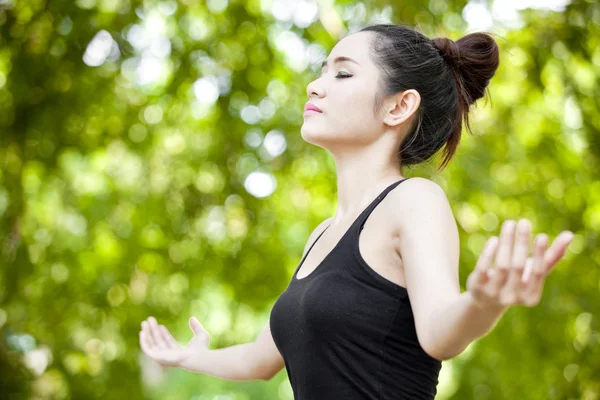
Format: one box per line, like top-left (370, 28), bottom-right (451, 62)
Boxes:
top-left (140, 316), bottom-right (210, 368)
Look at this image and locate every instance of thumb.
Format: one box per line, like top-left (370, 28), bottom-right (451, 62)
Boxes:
top-left (189, 317), bottom-right (207, 336)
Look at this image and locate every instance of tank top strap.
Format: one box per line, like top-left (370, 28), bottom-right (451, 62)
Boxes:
top-left (353, 177), bottom-right (411, 234)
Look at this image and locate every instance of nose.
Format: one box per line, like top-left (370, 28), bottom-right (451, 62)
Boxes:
top-left (306, 76), bottom-right (324, 99)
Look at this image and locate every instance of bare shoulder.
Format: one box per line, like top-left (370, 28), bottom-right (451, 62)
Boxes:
top-left (397, 176), bottom-right (446, 195)
top-left (386, 177), bottom-right (453, 233)
top-left (301, 217), bottom-right (333, 259)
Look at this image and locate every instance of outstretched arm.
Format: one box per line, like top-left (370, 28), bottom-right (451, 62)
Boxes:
top-left (430, 218), bottom-right (572, 360)
top-left (389, 178), bottom-right (573, 361)
top-left (140, 316), bottom-right (284, 381)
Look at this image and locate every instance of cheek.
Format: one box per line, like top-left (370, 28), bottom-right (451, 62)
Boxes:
top-left (342, 90), bottom-right (379, 127)
top-left (301, 84), bottom-right (380, 140)
top-left (350, 82), bottom-right (377, 111)
top-left (328, 80), bottom-right (373, 112)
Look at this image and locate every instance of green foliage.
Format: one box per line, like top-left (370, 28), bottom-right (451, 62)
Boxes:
top-left (0, 0), bottom-right (598, 399)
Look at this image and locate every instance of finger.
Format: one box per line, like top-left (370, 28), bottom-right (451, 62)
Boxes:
top-left (148, 317), bottom-right (168, 350)
top-left (522, 271), bottom-right (545, 307)
top-left (521, 257), bottom-right (534, 284)
top-left (473, 269), bottom-right (490, 287)
top-left (494, 220), bottom-right (517, 271)
top-left (488, 220), bottom-right (516, 293)
top-left (142, 321), bottom-right (156, 348)
top-left (475, 236), bottom-right (499, 273)
top-left (487, 268), bottom-right (509, 297)
top-left (510, 219), bottom-right (531, 268)
top-left (522, 234), bottom-right (548, 302)
top-left (504, 220), bottom-right (531, 302)
top-left (522, 279), bottom-right (544, 307)
top-left (140, 331), bottom-right (156, 357)
top-left (532, 234), bottom-right (548, 276)
top-left (504, 264), bottom-right (525, 305)
top-left (159, 325), bottom-right (179, 349)
top-left (542, 231), bottom-right (574, 273)
top-left (473, 237), bottom-right (498, 289)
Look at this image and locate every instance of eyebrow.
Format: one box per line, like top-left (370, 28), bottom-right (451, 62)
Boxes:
top-left (320, 56), bottom-right (360, 69)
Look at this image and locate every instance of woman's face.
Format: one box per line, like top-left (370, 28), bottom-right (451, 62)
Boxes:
top-left (301, 31), bottom-right (385, 149)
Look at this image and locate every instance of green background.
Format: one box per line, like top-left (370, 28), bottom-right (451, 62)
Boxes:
top-left (0, 0), bottom-right (598, 399)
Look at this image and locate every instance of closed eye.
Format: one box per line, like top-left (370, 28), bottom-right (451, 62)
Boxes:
top-left (318, 71), bottom-right (353, 79)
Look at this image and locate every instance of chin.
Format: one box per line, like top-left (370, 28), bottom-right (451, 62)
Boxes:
top-left (300, 125), bottom-right (325, 145)
top-left (301, 129), bottom-right (341, 151)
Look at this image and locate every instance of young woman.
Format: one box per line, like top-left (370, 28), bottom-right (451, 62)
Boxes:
top-left (139, 24), bottom-right (574, 399)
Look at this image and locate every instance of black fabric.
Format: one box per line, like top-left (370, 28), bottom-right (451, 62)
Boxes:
top-left (269, 178), bottom-right (442, 400)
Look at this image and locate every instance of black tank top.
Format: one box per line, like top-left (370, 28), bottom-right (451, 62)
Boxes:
top-left (269, 178), bottom-right (442, 399)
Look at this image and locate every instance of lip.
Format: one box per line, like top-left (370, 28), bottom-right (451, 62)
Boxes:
top-left (304, 110), bottom-right (321, 116)
top-left (304, 102), bottom-right (322, 113)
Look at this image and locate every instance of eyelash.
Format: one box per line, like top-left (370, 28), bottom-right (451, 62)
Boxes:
top-left (335, 72), bottom-right (352, 79)
top-left (318, 72), bottom-right (353, 79)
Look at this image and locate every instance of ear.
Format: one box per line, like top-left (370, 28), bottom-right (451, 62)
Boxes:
top-left (383, 89), bottom-right (421, 128)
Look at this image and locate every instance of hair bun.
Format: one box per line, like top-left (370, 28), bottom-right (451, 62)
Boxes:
top-left (432, 33), bottom-right (499, 106)
top-left (432, 37), bottom-right (460, 66)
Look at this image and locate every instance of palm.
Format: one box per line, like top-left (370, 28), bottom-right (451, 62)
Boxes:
top-left (148, 343), bottom-right (187, 367)
top-left (140, 316), bottom-right (210, 368)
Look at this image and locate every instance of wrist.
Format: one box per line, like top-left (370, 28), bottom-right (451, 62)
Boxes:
top-left (179, 349), bottom-right (209, 373)
top-left (466, 291), bottom-right (509, 314)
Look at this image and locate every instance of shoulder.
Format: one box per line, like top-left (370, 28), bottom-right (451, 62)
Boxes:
top-left (389, 176), bottom-right (450, 210)
top-left (395, 176), bottom-right (447, 196)
top-left (386, 177), bottom-right (454, 234)
top-left (301, 217), bottom-right (333, 259)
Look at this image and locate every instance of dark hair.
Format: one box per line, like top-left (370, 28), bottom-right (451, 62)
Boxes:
top-left (358, 24), bottom-right (500, 171)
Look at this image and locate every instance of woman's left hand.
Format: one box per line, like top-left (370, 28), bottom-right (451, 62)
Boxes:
top-left (466, 219), bottom-right (574, 309)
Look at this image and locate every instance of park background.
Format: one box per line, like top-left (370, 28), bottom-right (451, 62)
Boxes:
top-left (0, 0), bottom-right (598, 399)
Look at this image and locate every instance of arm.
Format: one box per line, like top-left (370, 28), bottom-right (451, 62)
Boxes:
top-left (429, 218), bottom-right (573, 360)
top-left (390, 178), bottom-right (573, 361)
top-left (389, 178), bottom-right (504, 361)
top-left (179, 321), bottom-right (284, 381)
top-left (141, 313), bottom-right (284, 381)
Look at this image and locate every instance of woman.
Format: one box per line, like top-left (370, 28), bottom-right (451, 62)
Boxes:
top-left (139, 24), bottom-right (574, 399)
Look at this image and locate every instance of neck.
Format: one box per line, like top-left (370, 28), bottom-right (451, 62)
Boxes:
top-left (329, 146), bottom-right (404, 224)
